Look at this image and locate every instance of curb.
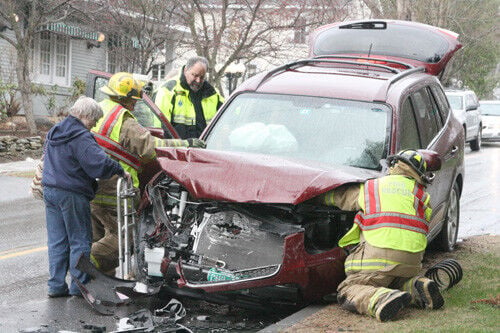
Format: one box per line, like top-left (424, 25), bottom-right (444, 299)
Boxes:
top-left (0, 158), bottom-right (40, 175)
top-left (258, 304), bottom-right (326, 332)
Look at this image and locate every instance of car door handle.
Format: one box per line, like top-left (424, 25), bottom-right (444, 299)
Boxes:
top-left (443, 145), bottom-right (459, 160)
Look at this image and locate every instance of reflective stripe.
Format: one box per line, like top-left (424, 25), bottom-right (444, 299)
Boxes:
top-left (172, 114), bottom-right (195, 125)
top-left (98, 105), bottom-right (123, 136)
top-left (413, 183), bottom-right (427, 219)
top-left (368, 287), bottom-right (392, 316)
top-left (357, 221), bottom-right (428, 234)
top-left (365, 179), bottom-right (374, 214)
top-left (92, 132), bottom-right (141, 171)
top-left (93, 194), bottom-right (134, 208)
top-left (344, 258), bottom-right (401, 272)
top-left (356, 211), bottom-right (429, 233)
top-left (93, 194), bottom-right (118, 206)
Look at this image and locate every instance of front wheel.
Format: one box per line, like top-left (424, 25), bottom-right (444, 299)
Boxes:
top-left (469, 127), bottom-right (482, 151)
top-left (436, 182), bottom-right (460, 251)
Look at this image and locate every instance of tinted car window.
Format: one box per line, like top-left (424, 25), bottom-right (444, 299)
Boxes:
top-left (427, 87), bottom-right (443, 128)
top-left (314, 24), bottom-right (449, 63)
top-left (93, 77), bottom-right (109, 103)
top-left (411, 88), bottom-right (440, 147)
top-left (430, 85), bottom-right (450, 122)
top-left (399, 98), bottom-right (421, 150)
top-left (206, 93), bottom-right (390, 170)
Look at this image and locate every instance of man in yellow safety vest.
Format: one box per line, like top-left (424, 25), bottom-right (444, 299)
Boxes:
top-left (154, 56), bottom-right (224, 139)
top-left (319, 149), bottom-right (443, 322)
top-left (91, 72), bottom-right (204, 275)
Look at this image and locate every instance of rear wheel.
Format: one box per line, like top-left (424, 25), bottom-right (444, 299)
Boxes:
top-left (469, 127), bottom-right (482, 151)
top-left (436, 183), bottom-right (460, 251)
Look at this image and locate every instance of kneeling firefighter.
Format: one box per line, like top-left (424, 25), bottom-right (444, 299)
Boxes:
top-left (319, 149), bottom-right (444, 322)
top-left (90, 72), bottom-right (205, 275)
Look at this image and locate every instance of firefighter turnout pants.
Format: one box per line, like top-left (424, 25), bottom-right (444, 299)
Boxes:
top-left (337, 242), bottom-right (430, 317)
top-left (90, 203), bottom-right (119, 275)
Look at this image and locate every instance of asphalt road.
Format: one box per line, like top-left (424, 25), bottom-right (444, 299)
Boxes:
top-left (0, 144), bottom-right (499, 332)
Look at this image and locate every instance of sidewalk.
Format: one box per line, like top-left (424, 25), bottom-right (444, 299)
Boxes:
top-left (0, 157), bottom-right (40, 175)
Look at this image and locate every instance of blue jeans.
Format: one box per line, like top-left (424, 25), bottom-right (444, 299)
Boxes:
top-left (44, 186), bottom-right (92, 295)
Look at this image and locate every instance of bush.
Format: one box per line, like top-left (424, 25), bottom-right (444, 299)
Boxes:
top-left (0, 80), bottom-right (21, 120)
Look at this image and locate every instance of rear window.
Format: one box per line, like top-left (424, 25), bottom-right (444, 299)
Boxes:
top-left (313, 23), bottom-right (449, 63)
top-left (481, 103), bottom-right (500, 116)
top-left (446, 95), bottom-right (463, 110)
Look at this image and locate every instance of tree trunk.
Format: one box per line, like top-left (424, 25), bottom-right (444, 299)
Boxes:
top-left (16, 45), bottom-right (37, 135)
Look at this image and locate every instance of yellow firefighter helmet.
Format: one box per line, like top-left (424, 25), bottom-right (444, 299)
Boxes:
top-left (100, 72), bottom-right (142, 100)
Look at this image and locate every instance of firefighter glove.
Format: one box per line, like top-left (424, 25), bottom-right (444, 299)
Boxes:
top-left (186, 138), bottom-right (207, 148)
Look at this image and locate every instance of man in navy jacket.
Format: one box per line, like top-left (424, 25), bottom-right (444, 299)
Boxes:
top-left (42, 96), bottom-right (127, 298)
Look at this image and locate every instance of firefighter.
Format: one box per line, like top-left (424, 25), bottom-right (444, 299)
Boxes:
top-left (154, 56), bottom-right (224, 139)
top-left (91, 72), bottom-right (204, 275)
top-left (319, 149), bottom-right (444, 322)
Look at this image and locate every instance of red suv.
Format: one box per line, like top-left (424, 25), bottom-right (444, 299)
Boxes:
top-left (84, 20), bottom-right (464, 313)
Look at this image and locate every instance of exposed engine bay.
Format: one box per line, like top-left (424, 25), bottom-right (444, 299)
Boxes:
top-left (131, 174), bottom-right (355, 309)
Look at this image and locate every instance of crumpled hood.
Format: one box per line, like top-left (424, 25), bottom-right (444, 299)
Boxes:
top-left (155, 148), bottom-right (380, 205)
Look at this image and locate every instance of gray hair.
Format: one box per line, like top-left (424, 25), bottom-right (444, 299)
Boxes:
top-left (186, 56), bottom-right (209, 71)
top-left (69, 96), bottom-right (103, 122)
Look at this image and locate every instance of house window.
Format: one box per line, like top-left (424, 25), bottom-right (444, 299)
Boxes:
top-left (34, 31), bottom-right (70, 86)
top-left (152, 64), bottom-right (166, 81)
top-left (293, 18), bottom-right (307, 44)
top-left (107, 48), bottom-right (133, 74)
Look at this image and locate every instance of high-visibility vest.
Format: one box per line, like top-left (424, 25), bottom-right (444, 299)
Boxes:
top-left (92, 99), bottom-right (141, 188)
top-left (339, 175), bottom-right (432, 253)
top-left (155, 77), bottom-right (222, 127)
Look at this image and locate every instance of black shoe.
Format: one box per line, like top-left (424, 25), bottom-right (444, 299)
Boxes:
top-left (414, 278), bottom-right (444, 310)
top-left (375, 290), bottom-right (411, 322)
top-left (48, 290), bottom-right (69, 298)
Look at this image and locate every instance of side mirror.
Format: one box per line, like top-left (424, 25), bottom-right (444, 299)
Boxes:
top-left (417, 149), bottom-right (442, 172)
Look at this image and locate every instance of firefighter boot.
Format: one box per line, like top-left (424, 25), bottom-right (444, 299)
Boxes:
top-left (371, 289), bottom-right (411, 322)
top-left (413, 277), bottom-right (444, 310)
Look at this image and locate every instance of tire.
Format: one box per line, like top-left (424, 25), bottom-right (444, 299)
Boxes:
top-left (469, 127), bottom-right (482, 151)
top-left (436, 182), bottom-right (460, 251)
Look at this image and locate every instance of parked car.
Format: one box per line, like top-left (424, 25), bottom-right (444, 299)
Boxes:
top-left (479, 100), bottom-right (500, 142)
top-left (445, 89), bottom-right (483, 151)
top-left (83, 20), bottom-right (464, 313)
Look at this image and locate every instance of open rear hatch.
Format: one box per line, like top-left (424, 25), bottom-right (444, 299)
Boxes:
top-left (309, 20), bottom-right (462, 76)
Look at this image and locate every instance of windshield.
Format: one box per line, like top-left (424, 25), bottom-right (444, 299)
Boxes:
top-left (205, 93), bottom-right (390, 170)
top-left (481, 103), bottom-right (500, 116)
top-left (446, 95), bottom-right (463, 110)
top-left (314, 24), bottom-right (449, 63)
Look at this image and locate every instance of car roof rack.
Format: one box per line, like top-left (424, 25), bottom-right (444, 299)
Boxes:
top-left (374, 66), bottom-right (426, 101)
top-left (313, 55), bottom-right (414, 70)
top-left (386, 67), bottom-right (425, 86)
top-left (255, 58), bottom-right (402, 90)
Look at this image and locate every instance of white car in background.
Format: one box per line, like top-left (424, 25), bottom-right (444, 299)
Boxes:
top-left (445, 89), bottom-right (482, 151)
top-left (480, 100), bottom-right (500, 142)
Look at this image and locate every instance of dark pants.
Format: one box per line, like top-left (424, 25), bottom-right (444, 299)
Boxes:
top-left (44, 186), bottom-right (92, 295)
